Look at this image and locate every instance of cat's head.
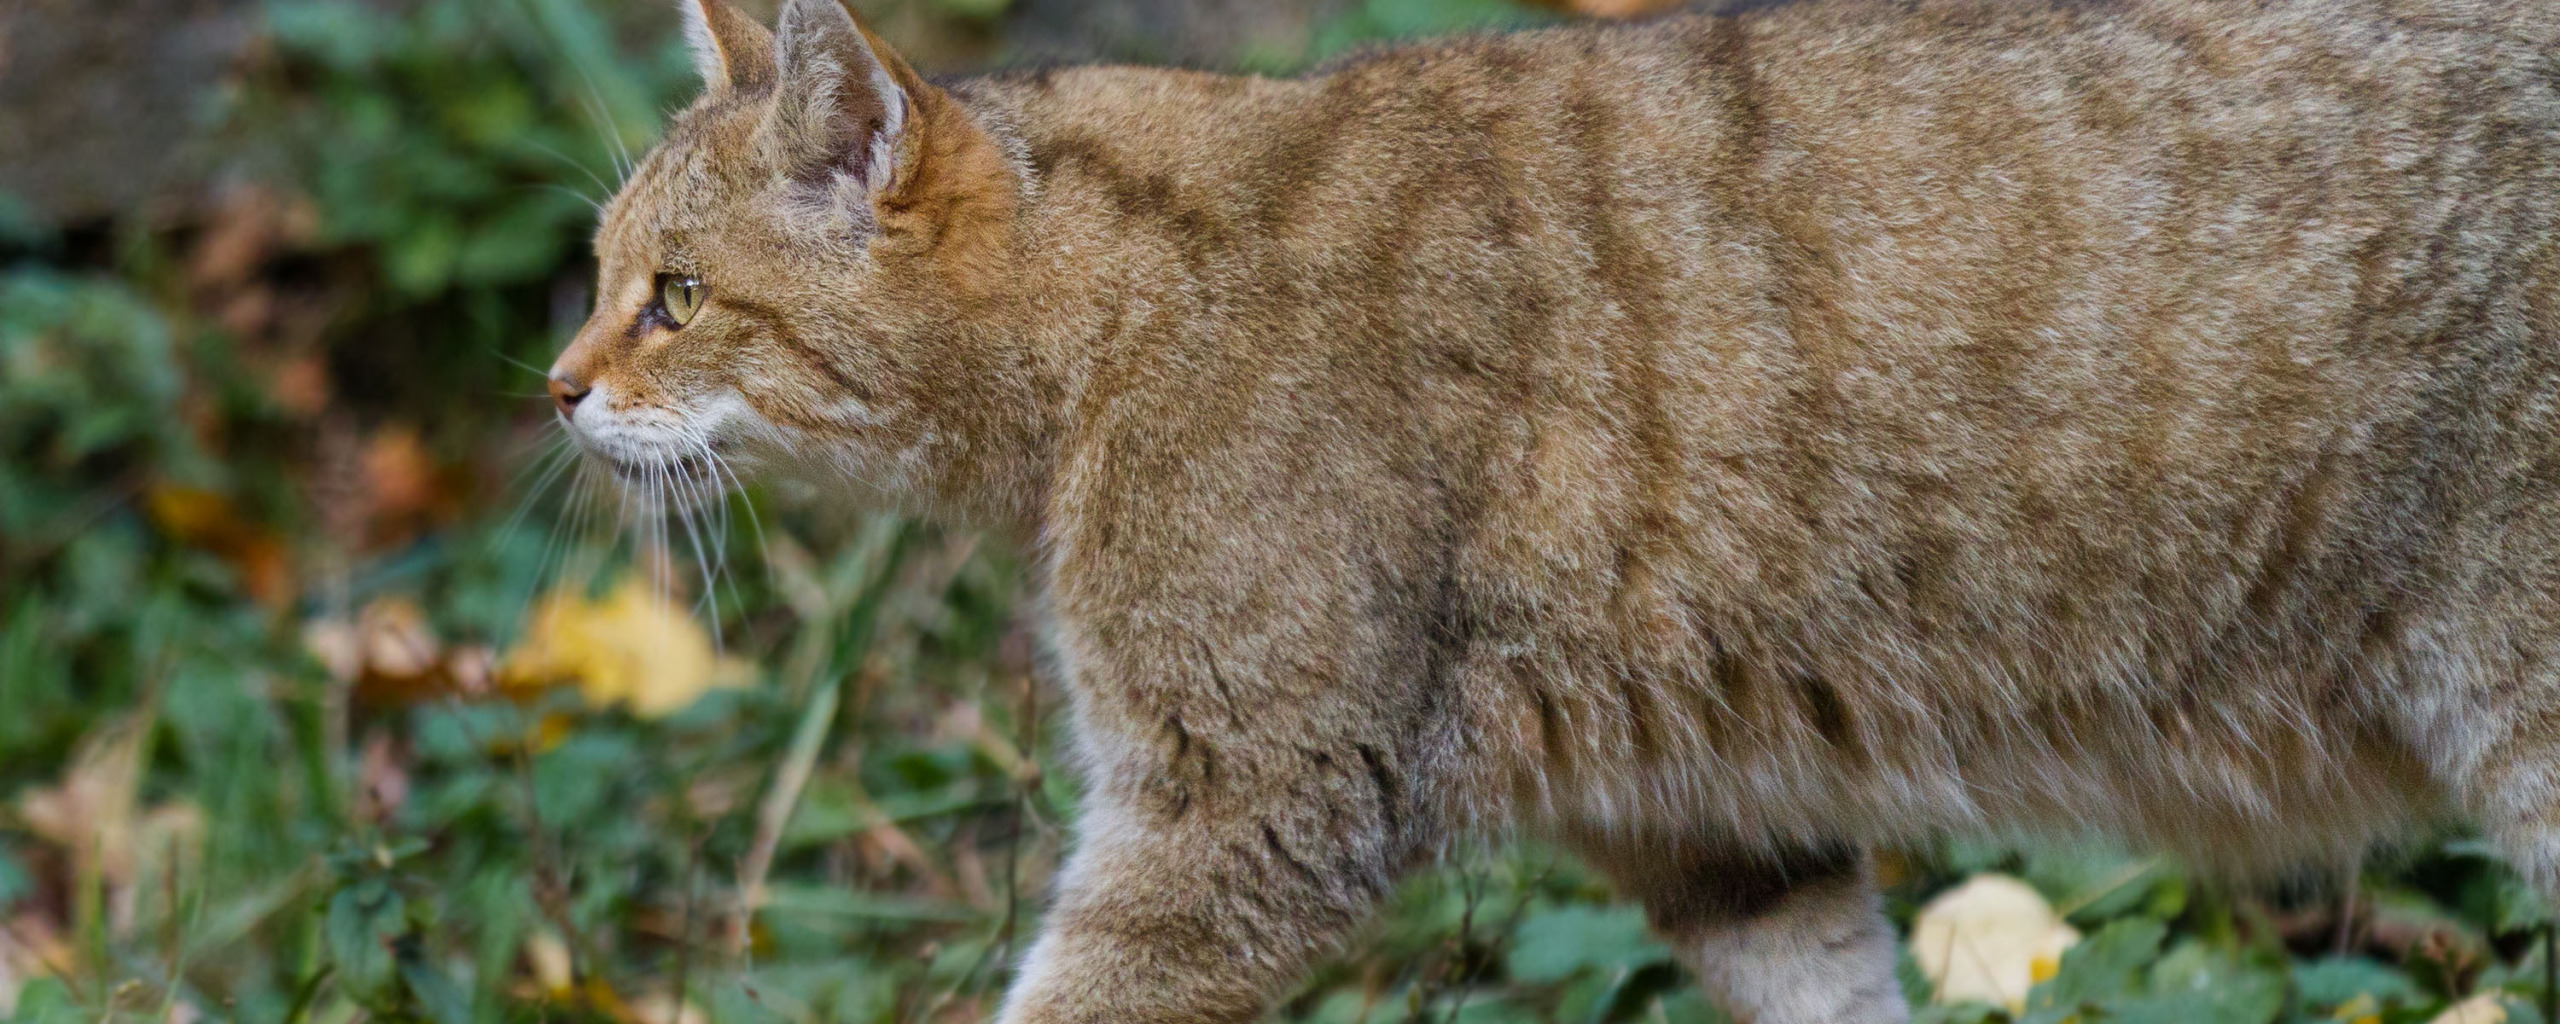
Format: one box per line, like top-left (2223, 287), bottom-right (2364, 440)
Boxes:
top-left (548, 0), bottom-right (1021, 506)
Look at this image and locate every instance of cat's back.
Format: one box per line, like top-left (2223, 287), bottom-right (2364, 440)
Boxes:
top-left (980, 0), bottom-right (2560, 563)
top-left (979, 0), bottom-right (2560, 356)
top-left (970, 0), bottom-right (2560, 853)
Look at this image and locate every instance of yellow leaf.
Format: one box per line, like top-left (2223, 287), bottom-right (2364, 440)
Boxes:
top-left (500, 578), bottom-right (749, 718)
top-left (523, 928), bottom-right (573, 997)
top-left (1912, 874), bottom-right (2081, 1014)
top-left (144, 485), bottom-right (234, 546)
top-left (144, 483), bottom-right (295, 606)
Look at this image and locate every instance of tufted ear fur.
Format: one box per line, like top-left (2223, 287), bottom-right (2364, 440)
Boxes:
top-left (763, 0), bottom-right (921, 217)
top-left (677, 0), bottom-right (775, 94)
top-left (751, 0), bottom-right (1018, 284)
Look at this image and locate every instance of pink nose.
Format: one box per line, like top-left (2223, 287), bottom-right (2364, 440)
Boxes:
top-left (548, 376), bottom-right (590, 417)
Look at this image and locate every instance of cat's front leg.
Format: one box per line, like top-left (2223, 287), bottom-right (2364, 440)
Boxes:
top-left (996, 637), bottom-right (1429, 1023)
top-left (997, 789), bottom-right (1397, 1023)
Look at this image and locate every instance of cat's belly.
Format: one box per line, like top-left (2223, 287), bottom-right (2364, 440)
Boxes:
top-left (1436, 634), bottom-right (2445, 874)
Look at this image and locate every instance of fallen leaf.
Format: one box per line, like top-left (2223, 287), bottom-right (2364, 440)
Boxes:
top-left (1912, 874), bottom-right (2081, 1013)
top-left (0, 914), bottom-right (76, 1016)
top-left (264, 352), bottom-right (331, 418)
top-left (14, 717), bottom-right (207, 943)
top-left (500, 577), bottom-right (751, 718)
top-left (523, 928), bottom-right (573, 997)
top-left (357, 597), bottom-right (439, 681)
top-left (115, 802), bottom-right (206, 937)
top-left (306, 597), bottom-right (493, 708)
top-left (625, 992), bottom-right (707, 1024)
top-left (2429, 994), bottom-right (2508, 1024)
top-left (355, 731), bottom-right (410, 824)
top-left (145, 483), bottom-right (295, 606)
top-left (186, 185), bottom-right (315, 293)
top-left (145, 485), bottom-right (236, 549)
top-left (360, 425), bottom-right (466, 549)
top-left (16, 715), bottom-right (147, 887)
top-left (2333, 993), bottom-right (2384, 1024)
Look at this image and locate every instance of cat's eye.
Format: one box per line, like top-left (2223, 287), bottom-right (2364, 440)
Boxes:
top-left (658, 274), bottom-right (707, 327)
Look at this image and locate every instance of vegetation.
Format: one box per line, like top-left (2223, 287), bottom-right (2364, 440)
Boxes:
top-left (1, 1), bottom-right (2555, 1022)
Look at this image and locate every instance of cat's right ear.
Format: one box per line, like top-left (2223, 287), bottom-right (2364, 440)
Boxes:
top-left (678, 0), bottom-right (775, 94)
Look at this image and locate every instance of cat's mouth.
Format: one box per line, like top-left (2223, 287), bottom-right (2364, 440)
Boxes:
top-left (602, 451), bottom-right (724, 488)
top-left (558, 387), bottom-right (770, 497)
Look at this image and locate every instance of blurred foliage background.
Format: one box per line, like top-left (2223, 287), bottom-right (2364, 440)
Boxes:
top-left (2, 0), bottom-right (2559, 1022)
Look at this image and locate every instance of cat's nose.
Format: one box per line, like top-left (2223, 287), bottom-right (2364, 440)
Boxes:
top-left (548, 376), bottom-right (591, 417)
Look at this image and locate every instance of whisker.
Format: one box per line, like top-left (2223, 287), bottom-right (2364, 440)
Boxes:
top-left (496, 351), bottom-right (558, 381)
top-left (520, 140), bottom-right (615, 202)
top-left (503, 0), bottom-right (641, 187)
top-left (529, 181), bottom-right (606, 218)
top-left (667, 460), bottom-right (720, 627)
top-left (493, 437), bottom-right (581, 548)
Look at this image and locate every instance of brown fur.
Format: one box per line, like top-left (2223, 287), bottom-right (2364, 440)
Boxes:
top-left (550, 0), bottom-right (2560, 1018)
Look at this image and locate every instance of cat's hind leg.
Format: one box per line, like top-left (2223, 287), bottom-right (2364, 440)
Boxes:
top-left (1576, 836), bottom-right (1910, 1024)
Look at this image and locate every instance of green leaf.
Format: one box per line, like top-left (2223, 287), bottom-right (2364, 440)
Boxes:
top-left (2020, 843), bottom-right (2183, 926)
top-left (1504, 905), bottom-right (1671, 985)
top-left (324, 881), bottom-right (407, 999)
top-left (2493, 873), bottom-right (2553, 934)
top-left (2024, 916), bottom-right (2166, 1014)
top-left (2293, 956), bottom-right (2423, 1008)
top-left (6, 977), bottom-right (80, 1024)
top-left (2108, 942), bottom-right (2285, 1024)
top-left (1912, 1003), bottom-right (2006, 1024)
top-left (398, 953), bottom-right (474, 1024)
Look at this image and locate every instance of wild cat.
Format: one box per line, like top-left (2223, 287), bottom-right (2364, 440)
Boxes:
top-left (544, 0), bottom-right (2560, 1018)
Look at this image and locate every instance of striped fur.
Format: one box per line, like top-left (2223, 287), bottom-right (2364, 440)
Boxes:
top-left (549, 0), bottom-right (2560, 1018)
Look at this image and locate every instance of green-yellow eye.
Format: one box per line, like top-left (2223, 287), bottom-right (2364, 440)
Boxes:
top-left (660, 274), bottom-right (706, 327)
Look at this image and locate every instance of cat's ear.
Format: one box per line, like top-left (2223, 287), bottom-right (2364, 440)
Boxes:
top-left (765, 0), bottom-right (918, 200)
top-left (677, 0), bottom-right (775, 94)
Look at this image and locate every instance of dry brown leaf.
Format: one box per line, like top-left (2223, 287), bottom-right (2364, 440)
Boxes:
top-left (359, 425), bottom-right (468, 550)
top-left (13, 717), bottom-right (207, 943)
top-left (364, 428), bottom-right (436, 524)
top-left (500, 577), bottom-right (751, 718)
top-left (626, 992), bottom-right (707, 1024)
top-left (114, 802), bottom-right (206, 937)
top-left (305, 597), bottom-right (494, 708)
top-left (187, 185), bottom-right (315, 293)
top-left (356, 731), bottom-right (410, 824)
top-left (0, 913), bottom-right (76, 1016)
top-left (264, 352), bottom-right (332, 419)
top-left (16, 714), bottom-right (148, 886)
top-left (357, 596), bottom-right (439, 681)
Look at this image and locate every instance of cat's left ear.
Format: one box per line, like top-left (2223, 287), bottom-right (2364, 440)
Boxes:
top-left (678, 0), bottom-right (775, 94)
top-left (765, 0), bottom-right (921, 201)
